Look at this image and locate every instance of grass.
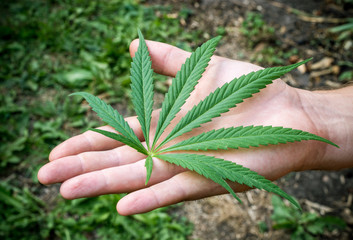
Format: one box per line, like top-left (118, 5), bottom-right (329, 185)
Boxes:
top-left (240, 11), bottom-right (296, 66)
top-left (1, 182), bottom-right (192, 239)
top-left (270, 195), bottom-right (346, 239)
top-left (0, 0), bottom-right (199, 238)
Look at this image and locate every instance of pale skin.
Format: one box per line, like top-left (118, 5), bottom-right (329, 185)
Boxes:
top-left (38, 39), bottom-right (353, 216)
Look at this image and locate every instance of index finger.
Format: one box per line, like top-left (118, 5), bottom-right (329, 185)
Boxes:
top-left (130, 39), bottom-right (191, 77)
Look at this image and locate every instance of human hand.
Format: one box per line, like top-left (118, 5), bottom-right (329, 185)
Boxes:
top-left (38, 39), bottom-right (338, 215)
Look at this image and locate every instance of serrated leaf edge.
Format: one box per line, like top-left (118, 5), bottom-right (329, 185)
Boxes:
top-left (157, 153), bottom-right (301, 209)
top-left (70, 92), bottom-right (146, 153)
top-left (152, 36), bottom-right (221, 149)
top-left (89, 128), bottom-right (147, 155)
top-left (145, 156), bottom-right (153, 185)
top-left (160, 125), bottom-right (338, 152)
top-left (130, 30), bottom-right (154, 150)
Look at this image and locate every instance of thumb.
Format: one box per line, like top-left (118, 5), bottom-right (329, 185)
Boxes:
top-left (129, 39), bottom-right (191, 77)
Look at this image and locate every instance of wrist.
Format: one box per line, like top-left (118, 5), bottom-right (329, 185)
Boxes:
top-left (297, 86), bottom-right (353, 170)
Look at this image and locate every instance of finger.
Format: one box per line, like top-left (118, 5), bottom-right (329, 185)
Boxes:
top-left (49, 116), bottom-right (143, 161)
top-left (38, 145), bottom-right (145, 185)
top-left (130, 39), bottom-right (191, 77)
top-left (117, 171), bottom-right (250, 215)
top-left (59, 157), bottom-right (184, 199)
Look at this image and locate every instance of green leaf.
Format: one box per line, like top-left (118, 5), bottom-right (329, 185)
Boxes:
top-left (130, 30), bottom-right (154, 149)
top-left (145, 156), bottom-right (153, 185)
top-left (156, 153), bottom-right (301, 209)
top-left (315, 216), bottom-right (347, 230)
top-left (89, 129), bottom-right (147, 155)
top-left (152, 36), bottom-right (221, 148)
top-left (161, 125), bottom-right (338, 152)
top-left (156, 153), bottom-right (241, 202)
top-left (157, 59), bottom-right (311, 149)
top-left (55, 68), bottom-right (93, 88)
top-left (70, 92), bottom-right (146, 154)
top-left (329, 21), bottom-right (353, 33)
top-left (0, 186), bottom-right (24, 210)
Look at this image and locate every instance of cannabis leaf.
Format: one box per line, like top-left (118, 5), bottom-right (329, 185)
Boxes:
top-left (156, 153), bottom-right (300, 209)
top-left (70, 92), bottom-right (147, 155)
top-left (130, 30), bottom-right (154, 150)
top-left (72, 31), bottom-right (339, 209)
top-left (160, 126), bottom-right (338, 152)
top-left (88, 128), bottom-right (146, 155)
top-left (152, 36), bottom-right (221, 149)
top-left (144, 156), bottom-right (153, 185)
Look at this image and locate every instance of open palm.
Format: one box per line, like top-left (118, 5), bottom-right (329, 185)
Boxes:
top-left (38, 39), bottom-right (329, 215)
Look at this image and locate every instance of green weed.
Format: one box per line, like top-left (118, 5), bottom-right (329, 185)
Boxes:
top-left (240, 12), bottom-right (300, 66)
top-left (271, 195), bottom-right (346, 240)
top-left (0, 181), bottom-right (192, 239)
top-left (251, 47), bottom-right (299, 66)
top-left (240, 12), bottom-right (275, 48)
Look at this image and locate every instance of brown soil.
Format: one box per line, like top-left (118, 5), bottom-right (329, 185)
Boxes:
top-left (146, 0), bottom-right (353, 239)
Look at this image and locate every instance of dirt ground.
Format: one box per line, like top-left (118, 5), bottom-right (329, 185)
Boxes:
top-left (146, 0), bottom-right (353, 239)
